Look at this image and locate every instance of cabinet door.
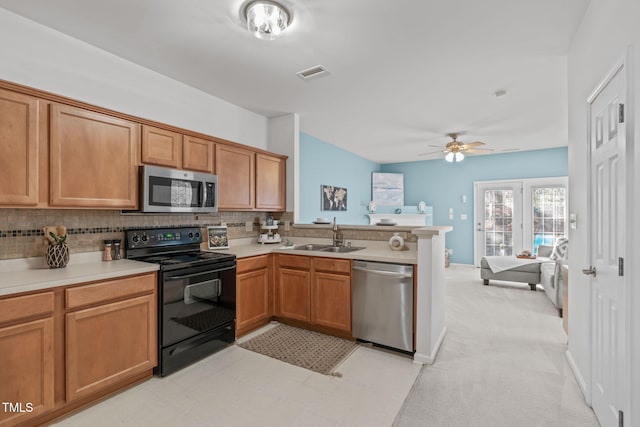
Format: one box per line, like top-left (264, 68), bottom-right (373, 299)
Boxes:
top-left (183, 135), bottom-right (214, 173)
top-left (50, 104), bottom-right (139, 208)
top-left (255, 153), bottom-right (286, 211)
top-left (0, 318), bottom-right (54, 426)
top-left (311, 271), bottom-right (351, 332)
top-left (276, 268), bottom-right (310, 323)
top-left (141, 125), bottom-right (181, 168)
top-left (215, 144), bottom-right (255, 210)
top-left (0, 89), bottom-right (39, 206)
top-left (236, 268), bottom-right (271, 336)
top-left (65, 294), bottom-right (156, 401)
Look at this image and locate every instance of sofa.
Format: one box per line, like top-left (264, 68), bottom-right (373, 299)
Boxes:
top-left (537, 244), bottom-right (566, 316)
top-left (481, 237), bottom-right (568, 316)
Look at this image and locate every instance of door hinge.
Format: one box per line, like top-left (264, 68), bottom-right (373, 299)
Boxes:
top-left (619, 409), bottom-right (623, 427)
top-left (619, 104), bottom-right (625, 123)
top-left (619, 257), bottom-right (624, 276)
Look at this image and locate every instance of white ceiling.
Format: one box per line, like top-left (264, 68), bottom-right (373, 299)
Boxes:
top-left (0, 0), bottom-right (589, 163)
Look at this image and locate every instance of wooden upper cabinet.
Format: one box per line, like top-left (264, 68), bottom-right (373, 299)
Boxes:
top-left (0, 89), bottom-right (40, 206)
top-left (255, 153), bottom-right (286, 211)
top-left (183, 135), bottom-right (214, 173)
top-left (141, 125), bottom-right (181, 168)
top-left (49, 104), bottom-right (139, 208)
top-left (215, 144), bottom-right (255, 210)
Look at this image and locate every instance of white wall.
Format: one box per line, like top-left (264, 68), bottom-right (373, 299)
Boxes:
top-left (267, 114), bottom-right (299, 213)
top-left (0, 8), bottom-right (268, 149)
top-left (567, 0), bottom-right (640, 421)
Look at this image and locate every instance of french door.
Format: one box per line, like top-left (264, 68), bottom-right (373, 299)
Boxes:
top-left (474, 177), bottom-right (568, 266)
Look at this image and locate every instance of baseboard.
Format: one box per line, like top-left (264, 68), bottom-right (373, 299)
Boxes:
top-left (413, 326), bottom-right (447, 365)
top-left (566, 349), bottom-right (590, 405)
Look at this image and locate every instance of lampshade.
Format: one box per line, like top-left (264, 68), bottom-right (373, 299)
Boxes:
top-left (245, 1), bottom-right (290, 40)
top-left (445, 152), bottom-right (454, 162)
top-left (455, 152), bottom-right (464, 162)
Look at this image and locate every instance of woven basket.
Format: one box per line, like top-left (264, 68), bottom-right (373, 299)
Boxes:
top-left (46, 243), bottom-right (70, 268)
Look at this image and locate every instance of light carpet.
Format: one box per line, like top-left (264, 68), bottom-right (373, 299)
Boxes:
top-left (238, 324), bottom-right (359, 376)
top-left (394, 265), bottom-right (599, 427)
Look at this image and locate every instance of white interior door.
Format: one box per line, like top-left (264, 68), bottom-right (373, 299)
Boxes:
top-left (587, 58), bottom-right (627, 427)
top-left (474, 182), bottom-right (522, 266)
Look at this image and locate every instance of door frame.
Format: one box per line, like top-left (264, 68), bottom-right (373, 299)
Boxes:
top-left (473, 177), bottom-right (568, 266)
top-left (585, 50), bottom-right (632, 422)
top-left (473, 180), bottom-right (523, 266)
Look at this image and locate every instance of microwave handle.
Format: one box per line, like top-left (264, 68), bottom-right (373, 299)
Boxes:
top-left (200, 181), bottom-right (206, 208)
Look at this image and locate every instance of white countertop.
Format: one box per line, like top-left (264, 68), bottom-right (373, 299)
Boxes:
top-left (1, 236), bottom-right (419, 298)
top-left (207, 237), bottom-right (417, 264)
top-left (0, 252), bottom-right (159, 297)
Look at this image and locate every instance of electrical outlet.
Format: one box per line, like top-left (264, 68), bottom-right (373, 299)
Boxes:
top-left (245, 221), bottom-right (253, 232)
top-left (284, 220), bottom-right (290, 231)
top-left (460, 214), bottom-right (467, 220)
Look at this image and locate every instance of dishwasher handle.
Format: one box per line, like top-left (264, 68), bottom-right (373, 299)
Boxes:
top-left (352, 266), bottom-right (413, 278)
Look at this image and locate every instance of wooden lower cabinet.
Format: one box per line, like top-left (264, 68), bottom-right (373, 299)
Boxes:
top-left (275, 255), bottom-right (352, 335)
top-left (311, 271), bottom-right (351, 332)
top-left (236, 255), bottom-right (272, 337)
top-left (0, 272), bottom-right (156, 426)
top-left (0, 318), bottom-right (54, 427)
top-left (65, 294), bottom-right (156, 401)
top-left (276, 268), bottom-right (311, 323)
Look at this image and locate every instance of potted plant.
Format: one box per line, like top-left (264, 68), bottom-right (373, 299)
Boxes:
top-left (44, 225), bottom-right (69, 268)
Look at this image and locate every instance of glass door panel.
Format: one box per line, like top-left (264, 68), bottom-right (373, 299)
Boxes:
top-left (531, 187), bottom-right (566, 253)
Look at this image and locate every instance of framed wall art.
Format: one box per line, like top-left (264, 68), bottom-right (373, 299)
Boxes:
top-left (321, 185), bottom-right (348, 211)
top-left (372, 172), bottom-right (404, 206)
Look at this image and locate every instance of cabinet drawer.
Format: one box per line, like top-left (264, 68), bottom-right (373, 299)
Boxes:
top-left (237, 254), bottom-right (270, 274)
top-left (313, 257), bottom-right (351, 274)
top-left (0, 291), bottom-right (54, 324)
top-left (278, 254), bottom-right (310, 270)
top-left (66, 273), bottom-right (156, 310)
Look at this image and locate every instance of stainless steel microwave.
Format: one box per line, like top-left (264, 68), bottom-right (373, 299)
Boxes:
top-left (139, 165), bottom-right (218, 213)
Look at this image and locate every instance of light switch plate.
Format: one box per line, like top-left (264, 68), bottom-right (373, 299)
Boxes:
top-left (460, 214), bottom-right (467, 220)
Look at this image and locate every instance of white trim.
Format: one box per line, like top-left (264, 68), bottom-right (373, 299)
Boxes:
top-left (566, 349), bottom-right (590, 404)
top-left (585, 48), bottom-right (632, 424)
top-left (413, 327), bottom-right (447, 365)
top-left (473, 176), bottom-right (568, 266)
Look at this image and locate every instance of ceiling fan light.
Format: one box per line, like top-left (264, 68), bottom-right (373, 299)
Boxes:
top-left (245, 1), bottom-right (290, 40)
top-left (455, 152), bottom-right (464, 162)
top-left (445, 152), bottom-right (454, 162)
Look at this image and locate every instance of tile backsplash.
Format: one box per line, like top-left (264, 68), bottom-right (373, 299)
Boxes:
top-left (0, 209), bottom-right (267, 260)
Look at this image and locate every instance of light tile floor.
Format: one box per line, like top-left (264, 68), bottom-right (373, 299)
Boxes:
top-left (53, 323), bottom-right (421, 427)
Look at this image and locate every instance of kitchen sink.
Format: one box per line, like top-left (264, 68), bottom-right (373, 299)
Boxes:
top-left (292, 244), bottom-right (333, 251)
top-left (319, 246), bottom-right (366, 253)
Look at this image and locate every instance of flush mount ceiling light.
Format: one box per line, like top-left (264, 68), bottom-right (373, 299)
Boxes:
top-left (244, 1), bottom-right (291, 40)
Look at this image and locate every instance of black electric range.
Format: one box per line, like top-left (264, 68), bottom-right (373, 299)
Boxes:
top-left (125, 227), bottom-right (236, 376)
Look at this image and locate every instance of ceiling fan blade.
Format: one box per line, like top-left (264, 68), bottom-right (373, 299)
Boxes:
top-left (463, 141), bottom-right (485, 147)
top-left (418, 150), bottom-right (446, 156)
top-left (465, 148), bottom-right (494, 153)
top-left (428, 144), bottom-right (445, 148)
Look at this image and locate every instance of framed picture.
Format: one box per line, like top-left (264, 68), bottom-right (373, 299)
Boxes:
top-left (321, 185), bottom-right (348, 211)
top-left (207, 226), bottom-right (229, 249)
top-left (372, 172), bottom-right (404, 206)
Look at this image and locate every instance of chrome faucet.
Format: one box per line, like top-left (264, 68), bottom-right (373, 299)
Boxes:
top-left (332, 217), bottom-right (344, 247)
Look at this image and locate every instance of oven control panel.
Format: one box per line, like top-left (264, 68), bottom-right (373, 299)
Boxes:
top-left (126, 227), bottom-right (202, 249)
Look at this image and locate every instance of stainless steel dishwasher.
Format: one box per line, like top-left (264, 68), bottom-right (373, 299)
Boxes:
top-left (352, 260), bottom-right (414, 352)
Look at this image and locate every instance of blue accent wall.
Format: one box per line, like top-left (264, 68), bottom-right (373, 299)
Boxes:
top-left (381, 147), bottom-right (568, 264)
top-left (299, 132), bottom-right (380, 224)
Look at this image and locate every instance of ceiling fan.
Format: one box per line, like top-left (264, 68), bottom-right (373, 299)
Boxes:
top-left (419, 133), bottom-right (493, 162)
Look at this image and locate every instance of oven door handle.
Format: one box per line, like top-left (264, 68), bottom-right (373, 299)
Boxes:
top-left (166, 265), bottom-right (236, 280)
